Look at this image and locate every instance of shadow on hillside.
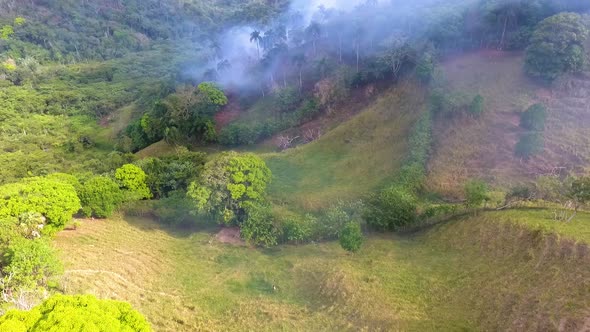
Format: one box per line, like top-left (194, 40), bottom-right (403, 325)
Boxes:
top-left (121, 212), bottom-right (220, 239)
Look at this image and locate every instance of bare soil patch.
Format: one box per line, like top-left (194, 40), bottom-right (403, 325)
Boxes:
top-left (215, 227), bottom-right (245, 245)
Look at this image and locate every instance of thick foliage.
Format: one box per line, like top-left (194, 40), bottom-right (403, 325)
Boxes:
top-left (187, 152), bottom-right (272, 224)
top-left (525, 13), bottom-right (589, 81)
top-left (364, 187), bottom-right (418, 231)
top-left (136, 150), bottom-right (206, 198)
top-left (0, 177), bottom-right (80, 231)
top-left (0, 294), bottom-right (151, 332)
top-left (1, 238), bottom-right (62, 292)
top-left (515, 132), bottom-right (544, 159)
top-left (464, 180), bottom-right (490, 208)
top-left (339, 222), bottom-right (364, 253)
top-left (79, 176), bottom-right (123, 218)
top-left (115, 164), bottom-right (151, 201)
top-left (520, 103), bottom-right (547, 131)
top-left (241, 202), bottom-right (280, 247)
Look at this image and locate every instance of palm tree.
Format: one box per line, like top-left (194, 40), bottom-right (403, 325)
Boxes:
top-left (292, 54), bottom-right (306, 92)
top-left (250, 30), bottom-right (262, 59)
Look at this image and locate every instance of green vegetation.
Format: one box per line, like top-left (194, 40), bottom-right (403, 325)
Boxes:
top-left (1, 0), bottom-right (590, 328)
top-left (115, 164), bottom-right (151, 201)
top-left (339, 221), bottom-right (364, 253)
top-left (79, 177), bottom-right (124, 218)
top-left (187, 152), bottom-right (272, 226)
top-left (0, 294), bottom-right (151, 331)
top-left (520, 103), bottom-right (547, 130)
top-left (525, 13), bottom-right (589, 81)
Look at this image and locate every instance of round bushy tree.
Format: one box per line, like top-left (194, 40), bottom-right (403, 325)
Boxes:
top-left (79, 176), bottom-right (123, 218)
top-left (115, 164), bottom-right (151, 201)
top-left (187, 152), bottom-right (272, 224)
top-left (0, 177), bottom-right (80, 231)
top-left (464, 180), bottom-right (490, 208)
top-left (525, 13), bottom-right (589, 81)
top-left (339, 222), bottom-right (364, 253)
top-left (0, 294), bottom-right (151, 332)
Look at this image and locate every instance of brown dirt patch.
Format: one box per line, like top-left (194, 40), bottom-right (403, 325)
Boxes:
top-left (215, 227), bottom-right (245, 246)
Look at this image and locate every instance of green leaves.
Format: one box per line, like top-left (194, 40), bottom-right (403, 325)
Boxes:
top-left (78, 176), bottom-right (123, 218)
top-left (0, 294), bottom-right (151, 332)
top-left (525, 13), bottom-right (589, 81)
top-left (0, 177), bottom-right (80, 231)
top-left (115, 164), bottom-right (151, 201)
top-left (187, 152), bottom-right (272, 226)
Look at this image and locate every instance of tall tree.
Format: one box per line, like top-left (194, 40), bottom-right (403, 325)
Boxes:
top-left (250, 30), bottom-right (262, 59)
top-left (292, 53), bottom-right (306, 92)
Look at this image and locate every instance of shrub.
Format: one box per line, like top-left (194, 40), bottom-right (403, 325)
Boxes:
top-left (415, 52), bottom-right (435, 83)
top-left (520, 103), bottom-right (547, 131)
top-left (79, 176), bottom-right (123, 218)
top-left (464, 180), bottom-right (489, 208)
top-left (1, 238), bottom-right (63, 292)
top-left (339, 221), bottom-right (363, 253)
top-left (525, 13), bottom-right (589, 81)
top-left (241, 202), bottom-right (279, 247)
top-left (135, 150), bottom-right (206, 198)
top-left (115, 164), bottom-right (151, 201)
top-left (364, 187), bottom-right (417, 230)
top-left (515, 132), bottom-right (544, 159)
top-left (0, 294), bottom-right (151, 332)
top-left (0, 177), bottom-right (80, 232)
top-left (152, 192), bottom-right (196, 226)
top-left (469, 94), bottom-right (484, 117)
top-left (315, 200), bottom-right (364, 240)
top-left (280, 214), bottom-right (314, 244)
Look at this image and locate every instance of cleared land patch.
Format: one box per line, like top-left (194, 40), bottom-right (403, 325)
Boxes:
top-left (54, 209), bottom-right (590, 331)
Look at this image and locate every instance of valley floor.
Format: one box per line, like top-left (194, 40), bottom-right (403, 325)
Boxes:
top-left (54, 209), bottom-right (590, 331)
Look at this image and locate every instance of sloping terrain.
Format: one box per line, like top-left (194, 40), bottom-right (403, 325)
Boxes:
top-left (54, 209), bottom-right (590, 331)
top-left (427, 51), bottom-right (590, 197)
top-left (263, 82), bottom-right (426, 211)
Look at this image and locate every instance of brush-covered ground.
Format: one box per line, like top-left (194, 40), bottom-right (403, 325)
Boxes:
top-left (54, 208), bottom-right (590, 331)
top-left (427, 50), bottom-right (590, 198)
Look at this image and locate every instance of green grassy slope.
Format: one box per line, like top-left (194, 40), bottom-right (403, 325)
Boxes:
top-left (263, 82), bottom-right (426, 211)
top-left (54, 209), bottom-right (590, 331)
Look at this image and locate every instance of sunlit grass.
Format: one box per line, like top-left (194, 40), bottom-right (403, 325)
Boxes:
top-left (54, 209), bottom-right (590, 331)
top-left (263, 83), bottom-right (426, 211)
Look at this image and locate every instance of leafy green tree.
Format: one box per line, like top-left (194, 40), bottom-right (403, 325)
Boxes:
top-left (197, 82), bottom-right (228, 109)
top-left (464, 180), bottom-right (490, 208)
top-left (520, 103), bottom-right (547, 131)
top-left (0, 294), bottom-right (151, 332)
top-left (515, 132), bottom-right (544, 159)
top-left (469, 94), bottom-right (485, 117)
top-left (364, 187), bottom-right (418, 230)
top-left (115, 164), bottom-right (151, 201)
top-left (79, 177), bottom-right (123, 218)
top-left (567, 176), bottom-right (590, 221)
top-left (339, 221), bottom-right (363, 253)
top-left (525, 13), bottom-right (589, 81)
top-left (0, 177), bottom-right (80, 232)
top-left (187, 152), bottom-right (272, 225)
top-left (1, 238), bottom-right (62, 292)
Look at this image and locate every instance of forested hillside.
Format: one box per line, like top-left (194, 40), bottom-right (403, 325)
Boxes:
top-left (0, 0), bottom-right (590, 331)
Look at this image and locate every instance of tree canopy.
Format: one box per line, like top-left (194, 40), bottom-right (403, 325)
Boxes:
top-left (0, 294), bottom-right (151, 332)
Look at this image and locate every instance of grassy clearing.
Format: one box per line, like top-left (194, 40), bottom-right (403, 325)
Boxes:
top-left (53, 208), bottom-right (590, 331)
top-left (263, 82), bottom-right (426, 211)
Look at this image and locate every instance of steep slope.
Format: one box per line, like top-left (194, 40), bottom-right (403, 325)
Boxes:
top-left (427, 51), bottom-right (590, 197)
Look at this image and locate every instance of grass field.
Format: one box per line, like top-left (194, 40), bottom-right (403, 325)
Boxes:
top-left (263, 82), bottom-right (426, 211)
top-left (53, 208), bottom-right (590, 331)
